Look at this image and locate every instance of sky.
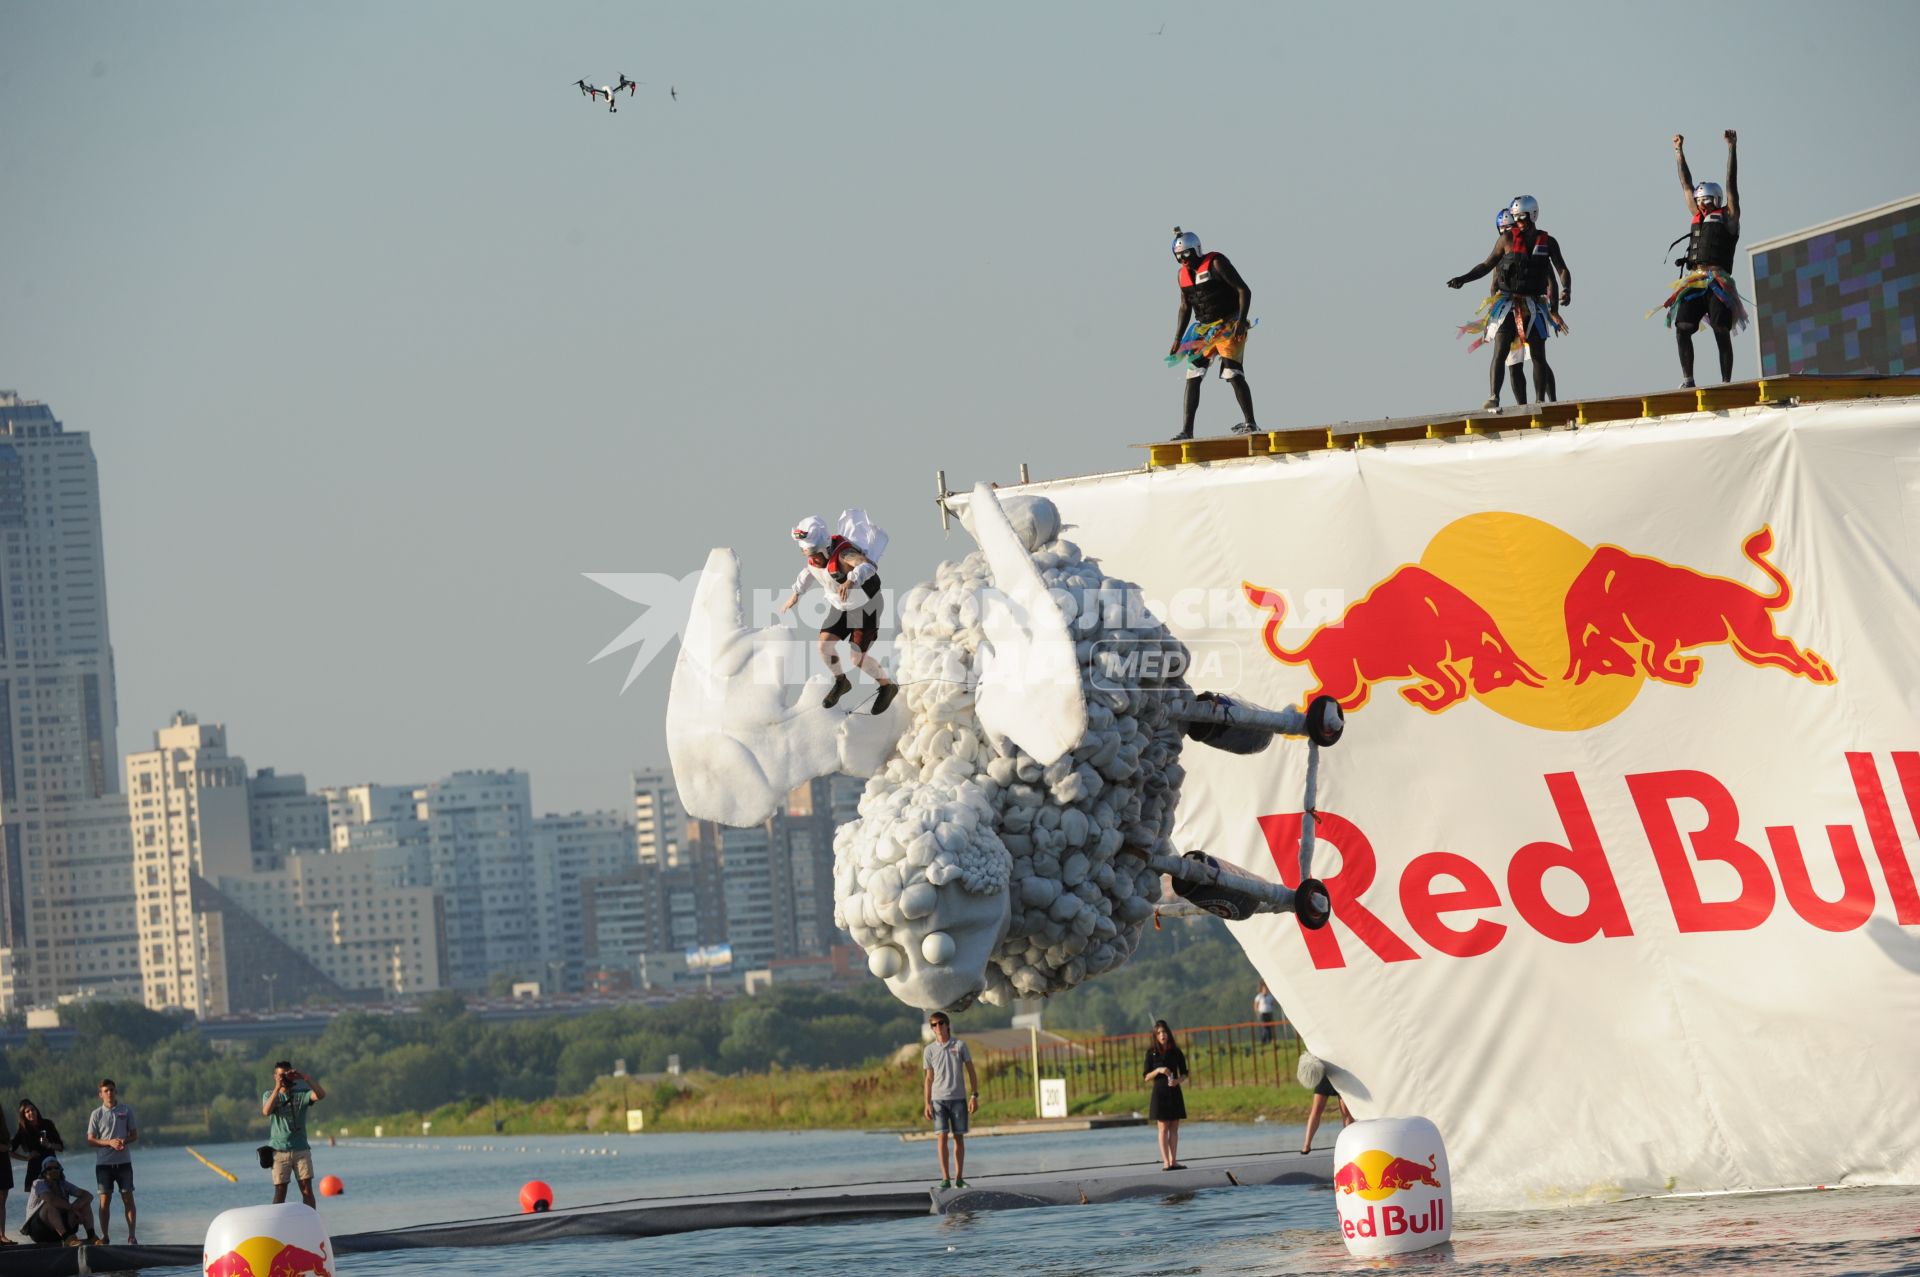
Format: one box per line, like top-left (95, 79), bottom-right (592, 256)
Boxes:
top-left (2, 0), bottom-right (1917, 816)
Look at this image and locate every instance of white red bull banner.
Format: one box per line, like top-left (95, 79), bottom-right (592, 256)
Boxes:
top-left (1037, 398), bottom-right (1920, 1208)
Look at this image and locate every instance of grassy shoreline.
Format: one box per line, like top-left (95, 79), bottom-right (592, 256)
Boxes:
top-left (327, 1062), bottom-right (1324, 1140)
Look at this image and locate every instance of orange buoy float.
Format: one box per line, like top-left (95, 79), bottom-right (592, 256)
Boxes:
top-left (519, 1180), bottom-right (555, 1213)
top-left (318, 1175), bottom-right (344, 1197)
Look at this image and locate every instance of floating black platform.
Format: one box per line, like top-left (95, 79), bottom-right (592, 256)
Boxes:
top-left (0, 1147), bottom-right (1334, 1274)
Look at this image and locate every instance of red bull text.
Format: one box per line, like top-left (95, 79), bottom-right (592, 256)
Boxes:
top-left (1259, 751), bottom-right (1920, 968)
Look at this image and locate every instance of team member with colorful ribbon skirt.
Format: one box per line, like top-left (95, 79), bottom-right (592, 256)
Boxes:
top-left (1448, 195), bottom-right (1572, 410)
top-left (1656, 130), bottom-right (1747, 388)
top-left (1166, 227), bottom-right (1260, 440)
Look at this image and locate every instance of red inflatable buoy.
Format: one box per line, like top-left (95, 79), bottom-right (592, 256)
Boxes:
top-left (519, 1180), bottom-right (555, 1213)
top-left (318, 1175), bottom-right (344, 1197)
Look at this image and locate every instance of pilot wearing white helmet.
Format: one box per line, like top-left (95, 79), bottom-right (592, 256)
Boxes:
top-left (781, 513), bottom-right (898, 714)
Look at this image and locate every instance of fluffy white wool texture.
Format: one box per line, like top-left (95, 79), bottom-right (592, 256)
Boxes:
top-left (832, 519), bottom-right (1190, 1004)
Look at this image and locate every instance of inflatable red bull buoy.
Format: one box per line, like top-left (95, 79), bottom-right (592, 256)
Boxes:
top-left (1331, 1116), bottom-right (1452, 1258)
top-left (203, 1202), bottom-right (333, 1276)
top-left (318, 1175), bottom-right (344, 1197)
top-left (519, 1179), bottom-right (555, 1213)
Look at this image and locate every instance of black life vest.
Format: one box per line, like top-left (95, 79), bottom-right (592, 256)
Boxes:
top-left (1495, 227), bottom-right (1555, 296)
top-left (1686, 210), bottom-right (1737, 271)
top-left (1178, 253), bottom-right (1236, 324)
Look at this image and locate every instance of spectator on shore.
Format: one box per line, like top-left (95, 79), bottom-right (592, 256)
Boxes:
top-left (1298, 1051), bottom-right (1352, 1154)
top-left (1144, 1019), bottom-right (1189, 1171)
top-left (22, 1157), bottom-right (97, 1248)
top-left (921, 1012), bottom-right (978, 1191)
top-left (261, 1062), bottom-right (327, 1208)
top-left (85, 1079), bottom-right (138, 1246)
top-left (1253, 981), bottom-right (1279, 1045)
top-left (0, 1096), bottom-right (12, 1244)
top-left (11, 1099), bottom-right (64, 1200)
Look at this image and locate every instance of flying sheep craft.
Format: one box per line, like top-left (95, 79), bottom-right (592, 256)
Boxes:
top-left (666, 485), bottom-right (1339, 1012)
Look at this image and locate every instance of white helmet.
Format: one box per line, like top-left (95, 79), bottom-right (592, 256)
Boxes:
top-left (1171, 227), bottom-right (1202, 261)
top-left (791, 515), bottom-right (830, 554)
top-left (1509, 195), bottom-right (1539, 222)
top-left (1693, 181), bottom-right (1725, 210)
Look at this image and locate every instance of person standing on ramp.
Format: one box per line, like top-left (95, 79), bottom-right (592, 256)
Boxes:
top-left (1659, 130), bottom-right (1745, 388)
top-left (1167, 227), bottom-right (1259, 440)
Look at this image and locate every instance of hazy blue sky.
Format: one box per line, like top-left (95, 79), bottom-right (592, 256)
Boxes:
top-left (3, 1), bottom-right (1916, 814)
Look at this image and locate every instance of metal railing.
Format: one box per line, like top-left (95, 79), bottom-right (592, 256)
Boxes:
top-left (978, 1018), bottom-right (1301, 1106)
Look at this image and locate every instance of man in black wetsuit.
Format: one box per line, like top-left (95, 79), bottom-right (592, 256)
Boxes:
top-left (1668, 131), bottom-right (1743, 387)
top-left (1168, 228), bottom-right (1258, 440)
top-left (1448, 196), bottom-right (1572, 410)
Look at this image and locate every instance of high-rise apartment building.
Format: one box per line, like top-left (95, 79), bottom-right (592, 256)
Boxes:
top-left (425, 770), bottom-right (534, 990)
top-left (218, 847), bottom-right (444, 999)
top-left (784, 777), bottom-right (862, 959)
top-left (632, 767), bottom-right (686, 865)
top-left (0, 394), bottom-right (131, 1011)
top-left (687, 817), bottom-right (795, 971)
top-left (131, 714), bottom-right (268, 1014)
top-left (247, 769), bottom-right (331, 871)
top-left (530, 809), bottom-right (636, 991)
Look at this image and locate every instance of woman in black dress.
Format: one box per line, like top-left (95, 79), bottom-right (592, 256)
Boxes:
top-left (1143, 1019), bottom-right (1189, 1170)
top-left (0, 1097), bottom-right (11, 1243)
top-left (11, 1098), bottom-right (63, 1199)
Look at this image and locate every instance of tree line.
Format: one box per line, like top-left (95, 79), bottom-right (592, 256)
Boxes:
top-left (0, 917), bottom-right (1268, 1141)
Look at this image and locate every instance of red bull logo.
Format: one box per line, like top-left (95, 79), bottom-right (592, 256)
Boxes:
top-left (1332, 1149), bottom-right (1446, 1240)
top-left (1243, 514), bottom-right (1835, 731)
top-left (204, 1236), bottom-right (332, 1277)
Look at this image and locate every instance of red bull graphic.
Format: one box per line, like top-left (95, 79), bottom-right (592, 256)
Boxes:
top-left (1243, 514), bottom-right (1835, 732)
top-left (1332, 1148), bottom-right (1447, 1241)
top-left (203, 1236), bottom-right (332, 1277)
top-left (1562, 526), bottom-right (1835, 687)
top-left (1243, 567), bottom-right (1545, 713)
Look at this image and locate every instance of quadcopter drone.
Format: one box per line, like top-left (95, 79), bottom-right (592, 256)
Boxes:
top-left (575, 75), bottom-right (639, 112)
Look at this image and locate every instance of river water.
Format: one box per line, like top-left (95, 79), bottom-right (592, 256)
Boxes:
top-left (91, 1125), bottom-right (1919, 1275)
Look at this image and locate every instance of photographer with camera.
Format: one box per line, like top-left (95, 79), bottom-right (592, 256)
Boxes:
top-left (259, 1061), bottom-right (327, 1207)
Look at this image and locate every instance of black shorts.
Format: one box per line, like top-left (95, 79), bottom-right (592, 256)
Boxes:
top-left (96, 1163), bottom-right (134, 1192)
top-left (822, 576), bottom-right (883, 652)
top-left (1674, 292), bottom-right (1734, 331)
top-left (1314, 1073), bottom-right (1340, 1098)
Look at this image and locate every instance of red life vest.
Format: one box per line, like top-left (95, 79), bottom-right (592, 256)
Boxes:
top-left (809, 535), bottom-right (862, 582)
top-left (1178, 253), bottom-right (1236, 324)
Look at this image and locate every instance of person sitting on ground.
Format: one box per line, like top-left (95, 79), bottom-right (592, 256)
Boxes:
top-left (22, 1157), bottom-right (97, 1247)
